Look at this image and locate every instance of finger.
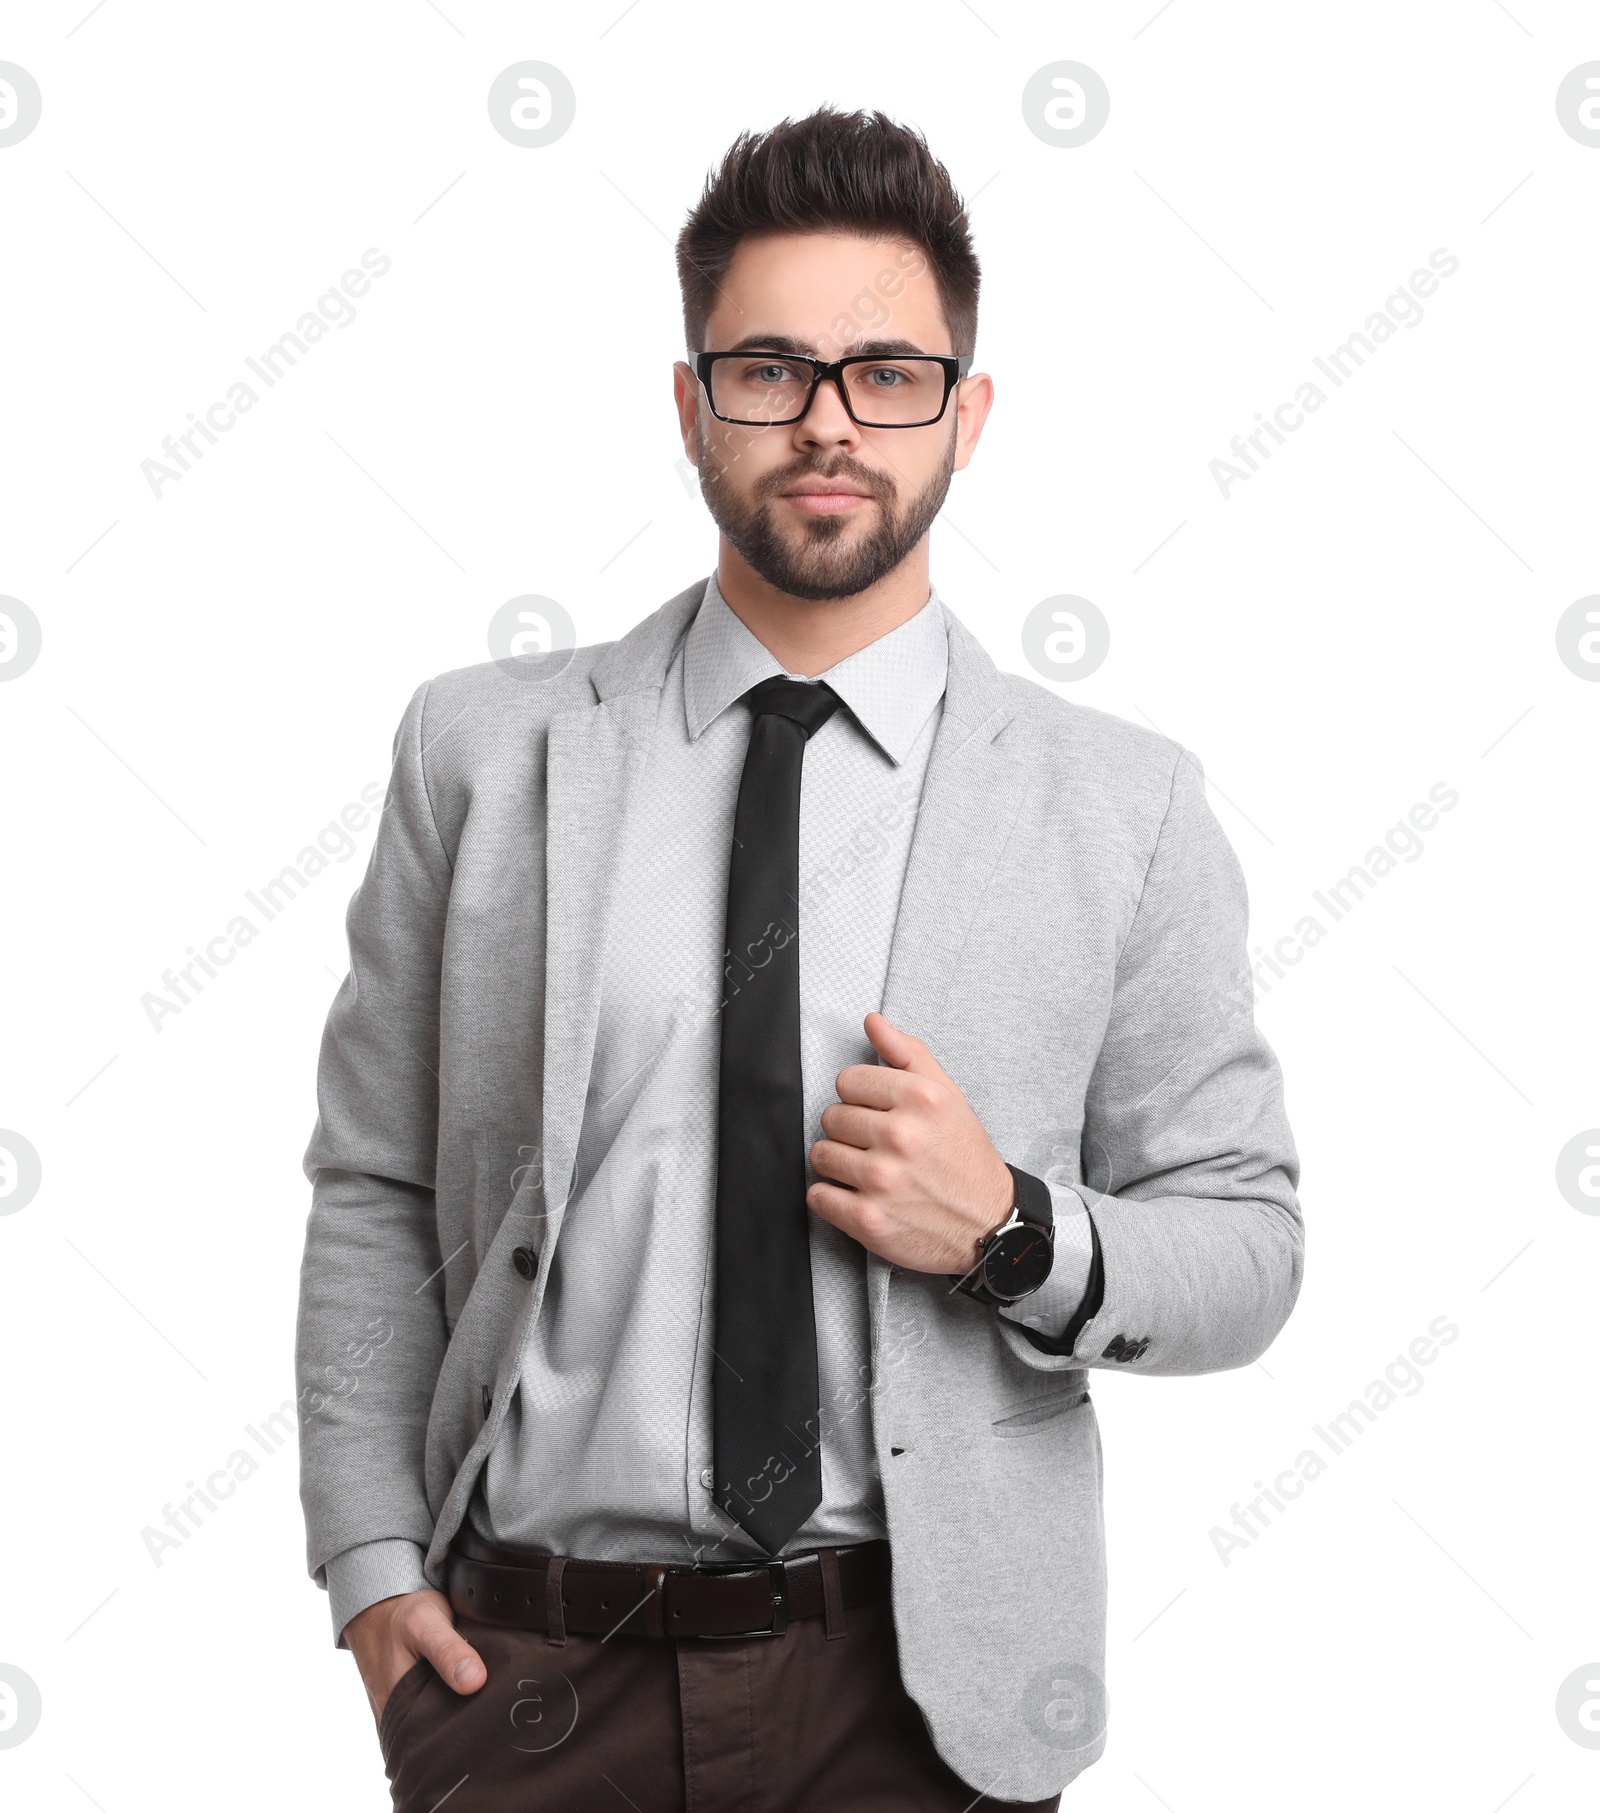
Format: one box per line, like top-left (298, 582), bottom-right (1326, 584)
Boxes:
top-left (818, 1100), bottom-right (889, 1150)
top-left (807, 1177), bottom-right (873, 1238)
top-left (809, 1138), bottom-right (878, 1191)
top-left (864, 1012), bottom-right (950, 1082)
top-left (832, 1063), bottom-right (924, 1110)
top-left (409, 1596), bottom-right (486, 1694)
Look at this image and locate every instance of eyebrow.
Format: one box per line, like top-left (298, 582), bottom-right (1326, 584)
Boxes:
top-left (720, 333), bottom-right (933, 358)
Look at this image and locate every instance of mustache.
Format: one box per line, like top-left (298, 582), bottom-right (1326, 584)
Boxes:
top-left (760, 461), bottom-right (893, 501)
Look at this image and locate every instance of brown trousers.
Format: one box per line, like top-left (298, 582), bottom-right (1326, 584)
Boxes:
top-left (378, 1591), bottom-right (1061, 1812)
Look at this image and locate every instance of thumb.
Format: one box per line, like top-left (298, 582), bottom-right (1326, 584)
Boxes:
top-left (413, 1597), bottom-right (486, 1695)
top-left (864, 1011), bottom-right (946, 1079)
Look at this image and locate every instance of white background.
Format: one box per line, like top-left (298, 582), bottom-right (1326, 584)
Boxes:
top-left (2, 2), bottom-right (1597, 1808)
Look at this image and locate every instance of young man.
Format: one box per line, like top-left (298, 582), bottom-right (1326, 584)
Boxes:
top-left (296, 107), bottom-right (1303, 1810)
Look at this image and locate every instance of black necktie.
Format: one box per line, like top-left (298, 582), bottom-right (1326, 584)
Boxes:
top-left (712, 674), bottom-right (842, 1554)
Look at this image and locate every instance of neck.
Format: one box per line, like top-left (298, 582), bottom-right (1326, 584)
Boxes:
top-left (713, 543), bottom-right (931, 677)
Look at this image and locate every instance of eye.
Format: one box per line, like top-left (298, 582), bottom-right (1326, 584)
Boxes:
top-left (741, 359), bottom-right (806, 384)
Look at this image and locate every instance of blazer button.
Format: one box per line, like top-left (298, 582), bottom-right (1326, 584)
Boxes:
top-left (511, 1245), bottom-right (540, 1281)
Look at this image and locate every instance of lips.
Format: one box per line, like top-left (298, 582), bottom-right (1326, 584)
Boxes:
top-left (781, 478), bottom-right (872, 498)
top-left (778, 476), bottom-right (876, 515)
top-left (782, 490), bottom-right (872, 515)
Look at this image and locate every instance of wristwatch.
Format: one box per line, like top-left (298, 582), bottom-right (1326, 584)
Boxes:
top-left (951, 1164), bottom-right (1055, 1307)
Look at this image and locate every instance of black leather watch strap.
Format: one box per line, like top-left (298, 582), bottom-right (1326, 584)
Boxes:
top-left (951, 1164), bottom-right (1056, 1307)
top-left (1007, 1163), bottom-right (1053, 1232)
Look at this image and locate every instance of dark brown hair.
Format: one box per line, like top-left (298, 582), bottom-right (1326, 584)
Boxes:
top-left (675, 106), bottom-right (980, 357)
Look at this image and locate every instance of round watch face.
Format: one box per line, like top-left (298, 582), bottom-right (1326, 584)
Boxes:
top-left (982, 1225), bottom-right (1054, 1301)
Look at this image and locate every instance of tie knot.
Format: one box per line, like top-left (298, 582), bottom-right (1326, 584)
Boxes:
top-left (741, 675), bottom-right (842, 741)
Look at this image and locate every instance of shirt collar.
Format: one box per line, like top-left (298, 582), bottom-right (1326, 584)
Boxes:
top-left (681, 568), bottom-right (950, 766)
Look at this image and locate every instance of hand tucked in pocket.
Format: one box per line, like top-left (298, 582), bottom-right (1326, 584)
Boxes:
top-left (344, 1587), bottom-right (486, 1722)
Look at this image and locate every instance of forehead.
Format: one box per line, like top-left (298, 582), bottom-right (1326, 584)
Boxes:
top-left (704, 231), bottom-right (950, 355)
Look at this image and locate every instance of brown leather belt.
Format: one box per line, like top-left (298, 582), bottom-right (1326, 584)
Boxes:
top-left (446, 1529), bottom-right (890, 1640)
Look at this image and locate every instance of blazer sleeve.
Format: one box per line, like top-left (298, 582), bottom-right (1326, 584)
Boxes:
top-left (294, 679), bottom-right (453, 1645)
top-left (1021, 742), bottom-right (1304, 1374)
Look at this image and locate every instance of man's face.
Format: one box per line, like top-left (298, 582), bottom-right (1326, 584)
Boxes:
top-left (673, 232), bottom-right (989, 602)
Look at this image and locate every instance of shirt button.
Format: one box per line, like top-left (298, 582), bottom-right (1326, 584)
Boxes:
top-left (511, 1245), bottom-right (539, 1281)
top-left (700, 1468), bottom-right (715, 1489)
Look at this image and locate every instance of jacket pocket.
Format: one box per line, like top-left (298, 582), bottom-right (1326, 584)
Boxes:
top-left (990, 1385), bottom-right (1090, 1436)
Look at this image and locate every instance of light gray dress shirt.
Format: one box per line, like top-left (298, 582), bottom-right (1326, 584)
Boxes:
top-left (324, 571), bottom-right (1093, 1637)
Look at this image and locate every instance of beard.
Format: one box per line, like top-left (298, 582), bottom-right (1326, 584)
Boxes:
top-left (695, 422), bottom-right (957, 603)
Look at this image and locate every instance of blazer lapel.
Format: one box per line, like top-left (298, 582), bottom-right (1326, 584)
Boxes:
top-left (870, 604), bottom-right (1027, 1340)
top-left (538, 578), bottom-right (708, 1238)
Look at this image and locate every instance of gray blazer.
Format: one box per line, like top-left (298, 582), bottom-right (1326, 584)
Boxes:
top-left (295, 574), bottom-right (1303, 1801)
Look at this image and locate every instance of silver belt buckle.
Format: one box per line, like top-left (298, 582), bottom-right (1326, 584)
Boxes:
top-left (691, 1558), bottom-right (789, 1638)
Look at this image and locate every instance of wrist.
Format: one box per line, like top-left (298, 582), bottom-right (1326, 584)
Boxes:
top-left (979, 1158), bottom-right (1017, 1237)
top-left (951, 1164), bottom-right (1056, 1307)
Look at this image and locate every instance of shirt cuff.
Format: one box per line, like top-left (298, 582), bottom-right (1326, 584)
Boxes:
top-left (998, 1179), bottom-right (1096, 1342)
top-left (325, 1538), bottom-right (431, 1648)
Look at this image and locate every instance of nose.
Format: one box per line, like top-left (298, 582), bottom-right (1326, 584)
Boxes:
top-left (792, 370), bottom-right (862, 452)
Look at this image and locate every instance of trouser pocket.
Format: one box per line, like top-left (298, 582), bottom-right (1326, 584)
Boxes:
top-left (377, 1657), bottom-right (434, 1768)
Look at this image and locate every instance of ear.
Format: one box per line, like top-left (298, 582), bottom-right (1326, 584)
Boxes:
top-left (951, 369), bottom-right (994, 475)
top-left (672, 360), bottom-right (702, 463)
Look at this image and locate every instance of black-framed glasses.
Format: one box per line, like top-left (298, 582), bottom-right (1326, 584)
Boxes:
top-left (695, 349), bottom-right (974, 429)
